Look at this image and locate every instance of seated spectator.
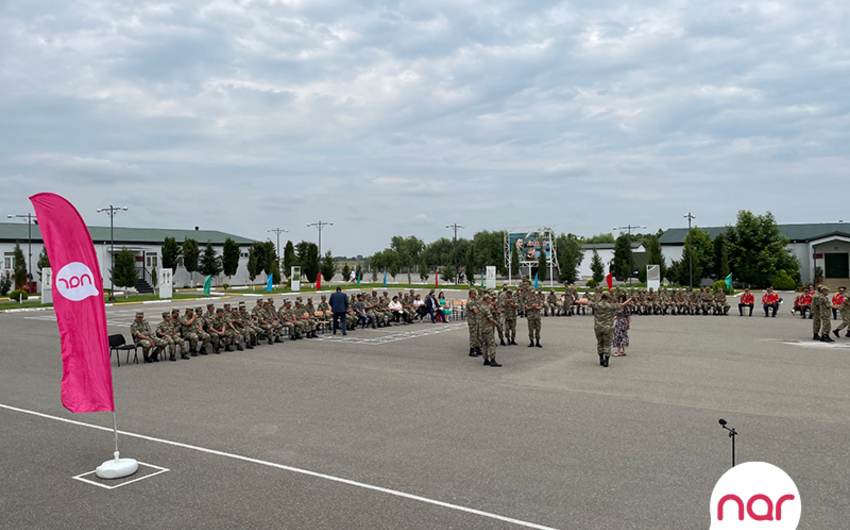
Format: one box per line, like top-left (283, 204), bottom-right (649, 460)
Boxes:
top-left (354, 295), bottom-right (373, 328)
top-left (739, 288), bottom-right (754, 317)
top-left (388, 296), bottom-right (407, 325)
top-left (762, 287), bottom-right (780, 318)
top-left (438, 291), bottom-right (449, 321)
top-left (426, 292), bottom-right (441, 323)
top-left (413, 294), bottom-right (427, 320)
top-left (792, 291), bottom-right (811, 318)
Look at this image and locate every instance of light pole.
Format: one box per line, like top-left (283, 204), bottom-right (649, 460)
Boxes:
top-left (684, 213), bottom-right (696, 289)
top-left (7, 213), bottom-right (36, 287)
top-left (613, 224), bottom-right (646, 285)
top-left (307, 221), bottom-right (333, 258)
top-left (267, 228), bottom-right (288, 263)
top-left (96, 205), bottom-right (128, 301)
top-left (446, 223), bottom-right (464, 284)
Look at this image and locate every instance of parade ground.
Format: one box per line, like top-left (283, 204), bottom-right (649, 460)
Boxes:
top-left (1, 294), bottom-right (847, 529)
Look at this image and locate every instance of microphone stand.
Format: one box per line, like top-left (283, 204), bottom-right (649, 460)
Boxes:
top-left (719, 419), bottom-right (738, 468)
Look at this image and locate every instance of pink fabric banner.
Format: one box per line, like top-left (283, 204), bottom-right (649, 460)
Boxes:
top-left (30, 193), bottom-right (114, 413)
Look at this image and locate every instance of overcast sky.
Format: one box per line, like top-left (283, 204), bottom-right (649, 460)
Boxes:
top-left (1, 0), bottom-right (848, 256)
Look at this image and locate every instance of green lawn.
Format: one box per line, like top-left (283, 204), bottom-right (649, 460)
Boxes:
top-left (0, 292), bottom-right (223, 311)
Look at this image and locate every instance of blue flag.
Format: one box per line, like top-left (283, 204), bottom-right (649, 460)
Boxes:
top-left (383, 271), bottom-right (387, 287)
top-left (534, 272), bottom-right (538, 290)
top-left (266, 274), bottom-right (273, 292)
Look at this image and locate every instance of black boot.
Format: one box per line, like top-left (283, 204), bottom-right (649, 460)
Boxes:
top-left (499, 338), bottom-right (506, 346)
top-left (535, 339), bottom-right (542, 348)
top-left (511, 339), bottom-right (517, 346)
top-left (170, 352), bottom-right (176, 362)
top-left (528, 340), bottom-right (534, 348)
top-left (601, 358), bottom-right (609, 367)
top-left (489, 358), bottom-right (502, 367)
top-left (483, 358), bottom-right (491, 366)
top-left (268, 335), bottom-right (274, 345)
top-left (469, 348), bottom-right (476, 357)
top-left (813, 333), bottom-right (821, 341)
top-left (237, 343), bottom-right (244, 351)
top-left (143, 354), bottom-right (153, 364)
top-left (181, 354), bottom-right (190, 360)
top-left (834, 330), bottom-right (841, 339)
top-left (822, 334), bottom-right (835, 343)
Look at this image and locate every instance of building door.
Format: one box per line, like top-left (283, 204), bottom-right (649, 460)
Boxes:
top-left (824, 253), bottom-right (849, 278)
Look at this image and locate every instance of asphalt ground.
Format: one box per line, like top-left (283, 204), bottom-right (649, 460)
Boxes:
top-left (1, 294), bottom-right (848, 529)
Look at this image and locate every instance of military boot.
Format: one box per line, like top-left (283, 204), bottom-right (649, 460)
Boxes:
top-left (535, 339), bottom-right (542, 348)
top-left (499, 338), bottom-right (506, 346)
top-left (528, 339), bottom-right (534, 348)
top-left (822, 334), bottom-right (835, 343)
top-left (181, 353), bottom-right (190, 360)
top-left (489, 358), bottom-right (502, 367)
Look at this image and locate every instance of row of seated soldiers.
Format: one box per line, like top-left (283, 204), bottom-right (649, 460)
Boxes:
top-left (513, 280), bottom-right (731, 317)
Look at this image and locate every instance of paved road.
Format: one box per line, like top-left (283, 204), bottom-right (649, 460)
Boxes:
top-left (1, 297), bottom-right (847, 529)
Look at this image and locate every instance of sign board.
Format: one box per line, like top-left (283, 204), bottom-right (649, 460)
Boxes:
top-left (485, 266), bottom-right (496, 289)
top-left (291, 266), bottom-right (301, 292)
top-left (508, 231), bottom-right (553, 265)
top-left (42, 267), bottom-right (52, 305)
top-left (159, 268), bottom-right (173, 299)
top-left (646, 265), bottom-right (660, 292)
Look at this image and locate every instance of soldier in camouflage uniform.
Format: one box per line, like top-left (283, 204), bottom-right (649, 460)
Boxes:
top-left (689, 288), bottom-right (702, 315)
top-left (155, 312), bottom-right (180, 362)
top-left (545, 289), bottom-right (559, 317)
top-left (492, 288), bottom-right (506, 345)
top-left (193, 306), bottom-right (213, 353)
top-left (236, 303), bottom-right (257, 347)
top-left (714, 287), bottom-right (730, 315)
top-left (589, 293), bottom-right (634, 367)
top-left (199, 304), bottom-right (220, 351)
top-left (478, 294), bottom-right (502, 367)
top-left (169, 308), bottom-right (189, 358)
top-left (318, 296), bottom-right (330, 315)
top-left (305, 298), bottom-right (321, 331)
top-left (813, 285), bottom-right (834, 342)
top-left (131, 311), bottom-right (165, 363)
top-left (207, 308), bottom-right (232, 352)
top-left (502, 290), bottom-right (518, 345)
top-left (466, 290), bottom-right (481, 357)
top-left (181, 307), bottom-right (210, 355)
top-left (525, 290), bottom-right (543, 348)
top-left (267, 298), bottom-right (284, 341)
top-left (222, 304), bottom-right (245, 351)
top-left (294, 299), bottom-right (317, 338)
top-left (700, 287), bottom-right (714, 315)
top-left (832, 289), bottom-right (850, 339)
top-left (646, 288), bottom-right (657, 315)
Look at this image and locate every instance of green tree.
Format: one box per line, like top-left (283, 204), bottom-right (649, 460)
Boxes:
top-left (320, 251), bottom-right (336, 282)
top-left (584, 233), bottom-right (615, 244)
top-left (260, 241), bottom-right (276, 276)
top-left (537, 247), bottom-right (547, 282)
top-left (113, 248), bottom-right (138, 297)
top-left (639, 235), bottom-right (667, 282)
top-left (510, 245), bottom-right (521, 280)
top-left (12, 242), bottom-right (26, 289)
top-left (471, 230), bottom-right (506, 274)
top-left (247, 245), bottom-right (259, 288)
top-left (302, 242), bottom-right (320, 283)
top-left (341, 263), bottom-right (351, 283)
top-left (222, 238), bottom-right (240, 280)
top-left (36, 247), bottom-right (50, 280)
top-left (418, 258), bottom-right (430, 282)
top-left (0, 272), bottom-right (11, 297)
top-left (612, 234), bottom-right (633, 281)
top-left (590, 248), bottom-right (605, 284)
top-left (161, 237), bottom-right (180, 274)
top-left (390, 235), bottom-right (425, 284)
top-left (671, 228), bottom-right (713, 286)
top-left (725, 210), bottom-right (800, 287)
top-left (556, 233), bottom-right (583, 284)
top-left (200, 242), bottom-right (223, 278)
top-left (463, 246), bottom-right (476, 284)
top-left (283, 240), bottom-right (296, 276)
top-left (182, 238), bottom-right (200, 285)
top-left (270, 259), bottom-right (281, 284)
top-left (440, 265), bottom-right (454, 283)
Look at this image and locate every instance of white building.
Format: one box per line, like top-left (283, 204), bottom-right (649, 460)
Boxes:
top-left (578, 243), bottom-right (645, 280)
top-left (0, 222), bottom-right (257, 293)
top-left (658, 223), bottom-right (850, 286)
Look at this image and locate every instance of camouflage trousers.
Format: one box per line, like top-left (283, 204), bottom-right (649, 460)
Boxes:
top-left (137, 337), bottom-right (168, 357)
top-left (161, 335), bottom-right (186, 356)
top-left (183, 331), bottom-right (210, 352)
top-left (479, 324), bottom-right (496, 361)
top-left (835, 310), bottom-right (850, 332)
top-left (495, 316), bottom-right (504, 341)
top-left (714, 302), bottom-right (730, 314)
top-left (239, 325), bottom-right (257, 343)
top-left (814, 310), bottom-right (831, 336)
top-left (279, 321), bottom-right (296, 337)
top-left (468, 319), bottom-right (480, 349)
top-left (595, 326), bottom-right (613, 359)
top-left (504, 318), bottom-right (516, 341)
top-left (527, 313), bottom-right (541, 340)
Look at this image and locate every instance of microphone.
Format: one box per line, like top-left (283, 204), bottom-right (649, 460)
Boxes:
top-left (719, 419), bottom-right (727, 426)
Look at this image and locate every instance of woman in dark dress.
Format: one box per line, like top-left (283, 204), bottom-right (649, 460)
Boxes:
top-left (612, 294), bottom-right (631, 357)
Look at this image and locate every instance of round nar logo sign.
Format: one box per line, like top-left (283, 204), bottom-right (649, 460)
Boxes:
top-left (710, 462), bottom-right (801, 529)
top-left (55, 262), bottom-right (99, 302)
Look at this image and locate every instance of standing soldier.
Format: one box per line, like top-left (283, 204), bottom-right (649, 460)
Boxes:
top-left (814, 286), bottom-right (834, 342)
top-left (503, 290), bottom-right (518, 345)
top-left (131, 311), bottom-right (165, 363)
top-left (181, 307), bottom-right (210, 356)
top-left (493, 288), bottom-right (506, 346)
top-left (589, 293), bottom-right (634, 367)
top-left (525, 290), bottom-right (543, 348)
top-left (478, 295), bottom-right (501, 367)
top-left (467, 290), bottom-right (481, 357)
top-left (832, 288), bottom-right (850, 339)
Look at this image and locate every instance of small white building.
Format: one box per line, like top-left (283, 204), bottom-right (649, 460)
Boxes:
top-left (658, 223), bottom-right (850, 286)
top-left (0, 222), bottom-right (258, 293)
top-left (578, 243), bottom-right (645, 280)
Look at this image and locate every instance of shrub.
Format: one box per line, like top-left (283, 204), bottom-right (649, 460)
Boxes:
top-left (772, 271), bottom-right (797, 291)
top-left (712, 280), bottom-right (733, 295)
top-left (586, 279), bottom-right (598, 289)
top-left (222, 283), bottom-right (230, 291)
top-left (0, 272), bottom-right (11, 297)
top-left (9, 289), bottom-right (29, 301)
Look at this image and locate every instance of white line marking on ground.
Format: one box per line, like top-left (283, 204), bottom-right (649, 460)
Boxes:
top-left (1, 404), bottom-right (562, 530)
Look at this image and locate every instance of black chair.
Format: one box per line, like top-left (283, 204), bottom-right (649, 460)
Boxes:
top-left (108, 334), bottom-right (140, 366)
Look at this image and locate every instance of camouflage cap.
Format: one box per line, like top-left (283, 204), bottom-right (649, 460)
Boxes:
top-left (267, 297), bottom-right (274, 302)
top-left (321, 295), bottom-right (326, 298)
top-left (223, 303), bottom-right (231, 309)
top-left (135, 312), bottom-right (144, 318)
top-left (256, 299), bottom-right (263, 304)
top-left (195, 306), bottom-right (203, 312)
top-left (207, 303), bottom-right (214, 308)
top-left (820, 285), bottom-right (829, 292)
top-left (215, 307), bottom-right (224, 313)
top-left (185, 307), bottom-right (193, 312)
top-left (601, 292), bottom-right (610, 299)
top-left (162, 311), bottom-right (170, 318)
top-left (296, 297), bottom-right (303, 302)
top-left (171, 308), bottom-right (180, 314)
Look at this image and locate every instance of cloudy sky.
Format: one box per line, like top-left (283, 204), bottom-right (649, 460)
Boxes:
top-left (1, 0), bottom-right (848, 255)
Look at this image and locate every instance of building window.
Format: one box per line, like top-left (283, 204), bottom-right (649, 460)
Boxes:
top-left (3, 253), bottom-right (13, 270)
top-left (146, 255), bottom-right (158, 268)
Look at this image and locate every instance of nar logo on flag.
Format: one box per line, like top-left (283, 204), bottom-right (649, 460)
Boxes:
top-left (55, 262), bottom-right (99, 302)
top-left (710, 462), bottom-right (801, 529)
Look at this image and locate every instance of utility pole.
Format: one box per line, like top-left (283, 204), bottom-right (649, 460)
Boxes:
top-left (613, 224), bottom-right (646, 285)
top-left (307, 221), bottom-right (333, 257)
top-left (267, 228), bottom-right (288, 262)
top-left (7, 213), bottom-right (36, 288)
top-left (96, 205), bottom-right (129, 301)
top-left (684, 213), bottom-right (696, 289)
top-left (446, 223), bottom-right (464, 284)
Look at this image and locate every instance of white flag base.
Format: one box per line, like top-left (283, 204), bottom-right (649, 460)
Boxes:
top-left (96, 451), bottom-right (138, 480)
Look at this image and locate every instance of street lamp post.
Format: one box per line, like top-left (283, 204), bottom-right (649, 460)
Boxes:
top-left (613, 224), bottom-right (646, 285)
top-left (7, 213), bottom-right (36, 288)
top-left (684, 213), bottom-right (696, 289)
top-left (267, 228), bottom-right (288, 263)
top-left (446, 223), bottom-right (464, 284)
top-left (307, 221), bottom-right (333, 257)
top-left (96, 205), bottom-right (129, 301)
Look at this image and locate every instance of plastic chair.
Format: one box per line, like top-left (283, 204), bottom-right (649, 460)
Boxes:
top-left (108, 334), bottom-right (140, 366)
